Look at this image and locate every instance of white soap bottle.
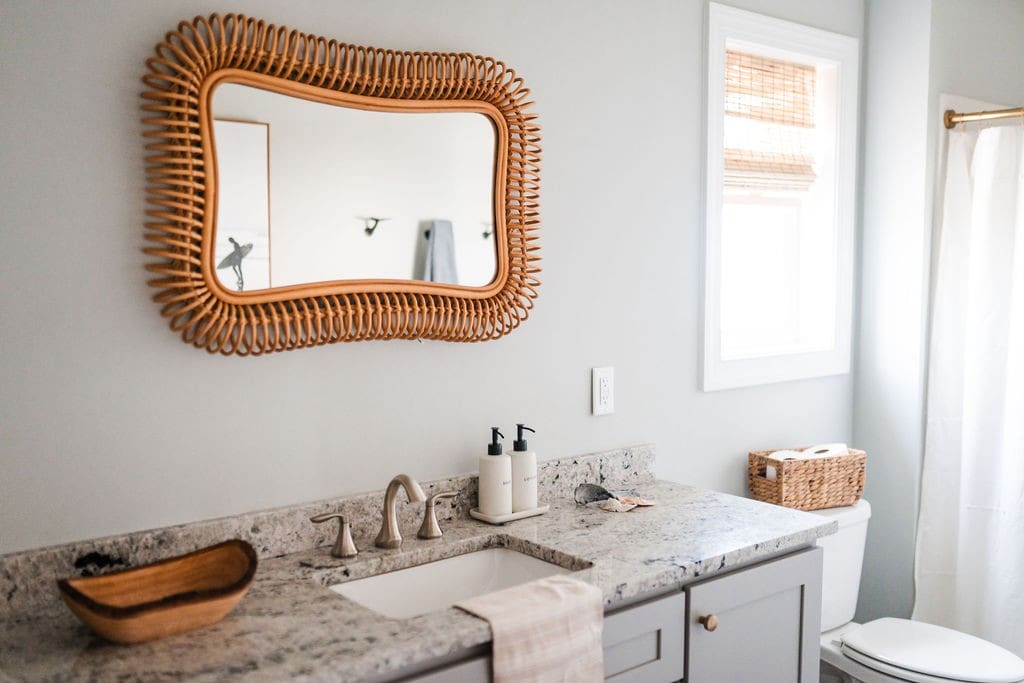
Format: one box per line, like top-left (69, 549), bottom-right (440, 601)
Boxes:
top-left (511, 423), bottom-right (538, 512)
top-left (478, 427), bottom-right (512, 517)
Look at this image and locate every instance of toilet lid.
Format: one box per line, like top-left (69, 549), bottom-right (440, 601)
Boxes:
top-left (841, 618), bottom-right (1024, 683)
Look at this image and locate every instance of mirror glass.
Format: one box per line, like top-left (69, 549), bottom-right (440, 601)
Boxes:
top-left (210, 83), bottom-right (498, 292)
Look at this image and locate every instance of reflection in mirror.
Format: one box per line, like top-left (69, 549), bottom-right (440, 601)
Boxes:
top-left (212, 120), bottom-right (270, 291)
top-left (211, 83), bottom-right (498, 292)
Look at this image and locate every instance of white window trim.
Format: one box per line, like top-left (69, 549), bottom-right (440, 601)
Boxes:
top-left (703, 3), bottom-right (859, 392)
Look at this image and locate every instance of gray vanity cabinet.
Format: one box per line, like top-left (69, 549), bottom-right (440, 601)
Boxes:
top-left (685, 547), bottom-right (823, 683)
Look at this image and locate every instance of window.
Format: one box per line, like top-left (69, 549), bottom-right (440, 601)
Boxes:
top-left (703, 4), bottom-right (859, 391)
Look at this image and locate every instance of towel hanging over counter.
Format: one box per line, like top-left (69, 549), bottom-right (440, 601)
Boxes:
top-left (456, 575), bottom-right (604, 682)
top-left (422, 219), bottom-right (459, 284)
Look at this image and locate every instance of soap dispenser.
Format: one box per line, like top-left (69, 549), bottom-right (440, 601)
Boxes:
top-left (511, 424), bottom-right (538, 512)
top-left (478, 427), bottom-right (512, 517)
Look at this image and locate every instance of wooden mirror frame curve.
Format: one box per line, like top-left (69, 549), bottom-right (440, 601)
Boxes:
top-left (142, 14), bottom-right (541, 355)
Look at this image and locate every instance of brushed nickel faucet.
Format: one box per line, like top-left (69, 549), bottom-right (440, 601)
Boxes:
top-left (375, 474), bottom-right (426, 549)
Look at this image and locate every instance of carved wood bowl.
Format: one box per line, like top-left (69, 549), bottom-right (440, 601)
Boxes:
top-left (57, 540), bottom-right (257, 644)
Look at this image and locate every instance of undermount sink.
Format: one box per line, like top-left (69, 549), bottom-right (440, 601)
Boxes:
top-left (329, 548), bottom-right (573, 619)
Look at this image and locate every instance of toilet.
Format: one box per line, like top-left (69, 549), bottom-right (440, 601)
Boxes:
top-left (812, 500), bottom-right (1024, 683)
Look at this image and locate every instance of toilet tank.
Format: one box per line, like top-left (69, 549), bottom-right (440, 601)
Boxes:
top-left (810, 499), bottom-right (871, 632)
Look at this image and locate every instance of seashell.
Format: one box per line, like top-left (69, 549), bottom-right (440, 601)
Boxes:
top-left (599, 498), bottom-right (638, 513)
top-left (618, 496), bottom-right (656, 507)
top-left (574, 483), bottom-right (617, 505)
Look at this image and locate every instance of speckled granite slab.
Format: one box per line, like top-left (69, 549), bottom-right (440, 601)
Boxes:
top-left (0, 444), bottom-right (654, 619)
top-left (0, 445), bottom-right (836, 682)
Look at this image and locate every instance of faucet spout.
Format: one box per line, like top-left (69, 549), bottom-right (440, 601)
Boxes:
top-left (375, 474), bottom-right (426, 549)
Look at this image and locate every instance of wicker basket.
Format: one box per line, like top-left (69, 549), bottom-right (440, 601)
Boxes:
top-left (748, 447), bottom-right (866, 511)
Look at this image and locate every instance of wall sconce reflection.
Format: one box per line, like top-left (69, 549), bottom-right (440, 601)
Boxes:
top-left (360, 216), bottom-right (389, 236)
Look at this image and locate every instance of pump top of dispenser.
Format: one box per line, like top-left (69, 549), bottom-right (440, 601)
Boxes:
top-left (488, 427), bottom-right (504, 455)
top-left (513, 424), bottom-right (535, 452)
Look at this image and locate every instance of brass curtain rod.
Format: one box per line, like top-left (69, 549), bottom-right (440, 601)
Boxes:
top-left (944, 106), bottom-right (1024, 129)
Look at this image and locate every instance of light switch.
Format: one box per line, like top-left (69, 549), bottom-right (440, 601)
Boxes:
top-left (592, 367), bottom-right (614, 416)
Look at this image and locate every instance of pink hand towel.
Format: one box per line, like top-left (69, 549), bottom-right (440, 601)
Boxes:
top-left (456, 575), bottom-right (604, 682)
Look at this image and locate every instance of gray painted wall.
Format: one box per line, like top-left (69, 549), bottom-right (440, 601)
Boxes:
top-left (854, 0), bottom-right (1024, 622)
top-left (0, 0), bottom-right (862, 554)
top-left (854, 0), bottom-right (934, 625)
top-left (929, 0), bottom-right (1024, 105)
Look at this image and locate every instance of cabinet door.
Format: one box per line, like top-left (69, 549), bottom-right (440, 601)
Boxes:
top-left (686, 547), bottom-right (822, 683)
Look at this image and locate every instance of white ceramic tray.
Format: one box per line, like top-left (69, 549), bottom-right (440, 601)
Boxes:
top-left (469, 505), bottom-right (549, 525)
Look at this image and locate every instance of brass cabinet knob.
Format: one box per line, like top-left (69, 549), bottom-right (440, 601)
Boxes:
top-left (698, 614), bottom-right (719, 632)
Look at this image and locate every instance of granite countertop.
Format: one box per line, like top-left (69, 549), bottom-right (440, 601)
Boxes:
top-left (0, 481), bottom-right (835, 682)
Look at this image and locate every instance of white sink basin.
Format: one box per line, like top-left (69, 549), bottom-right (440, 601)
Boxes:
top-left (329, 548), bottom-right (572, 619)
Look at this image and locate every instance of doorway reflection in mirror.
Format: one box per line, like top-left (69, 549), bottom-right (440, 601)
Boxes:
top-left (212, 118), bottom-right (271, 291)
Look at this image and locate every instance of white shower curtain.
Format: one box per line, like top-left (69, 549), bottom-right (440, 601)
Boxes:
top-left (914, 125), bottom-right (1024, 656)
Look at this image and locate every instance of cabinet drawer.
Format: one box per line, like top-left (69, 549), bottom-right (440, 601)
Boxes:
top-left (686, 547), bottom-right (822, 683)
top-left (604, 590), bottom-right (685, 682)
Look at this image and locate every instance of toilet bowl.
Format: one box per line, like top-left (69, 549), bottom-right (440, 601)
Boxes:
top-left (811, 501), bottom-right (1024, 683)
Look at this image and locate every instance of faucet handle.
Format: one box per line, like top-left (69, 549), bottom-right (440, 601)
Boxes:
top-left (417, 491), bottom-right (459, 540)
top-left (310, 512), bottom-right (358, 558)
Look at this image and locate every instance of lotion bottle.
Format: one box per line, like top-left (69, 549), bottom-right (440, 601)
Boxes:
top-left (511, 424), bottom-right (538, 512)
top-left (478, 427), bottom-right (512, 517)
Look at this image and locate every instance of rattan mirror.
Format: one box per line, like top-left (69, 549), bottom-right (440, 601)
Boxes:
top-left (142, 14), bottom-right (541, 355)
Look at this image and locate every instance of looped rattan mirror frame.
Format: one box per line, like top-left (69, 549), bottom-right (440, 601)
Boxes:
top-left (142, 13), bottom-right (541, 355)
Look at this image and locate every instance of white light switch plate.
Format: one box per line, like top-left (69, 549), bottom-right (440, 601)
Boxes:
top-left (592, 367), bottom-right (614, 416)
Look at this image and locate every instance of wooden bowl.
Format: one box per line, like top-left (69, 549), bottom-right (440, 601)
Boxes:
top-left (57, 539), bottom-right (257, 644)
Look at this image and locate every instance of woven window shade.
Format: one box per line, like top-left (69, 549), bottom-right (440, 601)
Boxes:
top-left (724, 50), bottom-right (816, 190)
